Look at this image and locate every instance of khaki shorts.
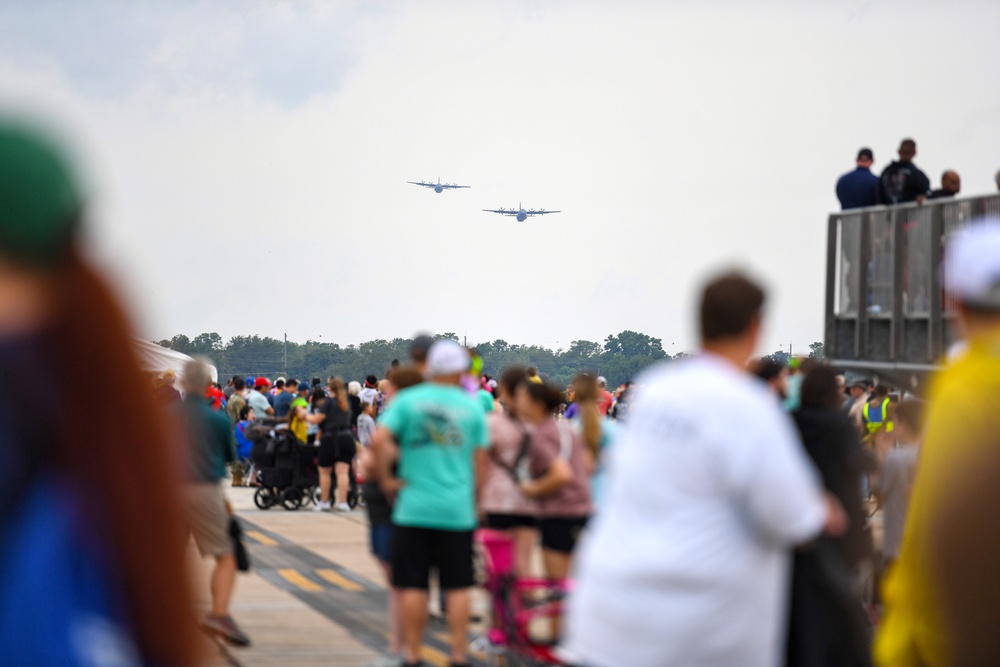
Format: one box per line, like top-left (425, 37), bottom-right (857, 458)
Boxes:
top-left (185, 483), bottom-right (233, 558)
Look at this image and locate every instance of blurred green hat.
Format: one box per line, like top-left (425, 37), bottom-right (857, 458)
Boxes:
top-left (0, 120), bottom-right (81, 264)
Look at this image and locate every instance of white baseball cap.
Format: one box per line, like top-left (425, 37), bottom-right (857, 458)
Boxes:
top-left (946, 219), bottom-right (1000, 310)
top-left (426, 339), bottom-right (470, 376)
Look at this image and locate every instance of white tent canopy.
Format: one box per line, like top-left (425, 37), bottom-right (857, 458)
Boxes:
top-left (133, 339), bottom-right (219, 385)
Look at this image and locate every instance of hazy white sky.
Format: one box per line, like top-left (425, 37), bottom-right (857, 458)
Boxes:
top-left (1, 0), bottom-right (998, 354)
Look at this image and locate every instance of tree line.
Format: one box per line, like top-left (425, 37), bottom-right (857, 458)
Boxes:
top-left (157, 332), bottom-right (823, 389)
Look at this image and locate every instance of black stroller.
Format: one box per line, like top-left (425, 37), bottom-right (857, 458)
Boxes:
top-left (248, 421), bottom-right (319, 511)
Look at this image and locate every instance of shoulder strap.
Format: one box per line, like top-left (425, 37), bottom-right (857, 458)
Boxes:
top-left (555, 421), bottom-right (573, 461)
top-left (490, 414), bottom-right (532, 484)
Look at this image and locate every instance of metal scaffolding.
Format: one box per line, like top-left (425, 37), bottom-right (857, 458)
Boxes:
top-left (825, 193), bottom-right (1000, 389)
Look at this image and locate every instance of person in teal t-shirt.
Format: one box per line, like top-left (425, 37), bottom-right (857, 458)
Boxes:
top-left (372, 339), bottom-right (488, 667)
top-left (477, 387), bottom-right (496, 414)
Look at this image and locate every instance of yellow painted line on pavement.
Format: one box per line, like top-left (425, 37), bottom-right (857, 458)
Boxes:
top-left (278, 568), bottom-right (323, 592)
top-left (245, 530), bottom-right (278, 546)
top-left (316, 568), bottom-right (364, 592)
top-left (419, 645), bottom-right (450, 667)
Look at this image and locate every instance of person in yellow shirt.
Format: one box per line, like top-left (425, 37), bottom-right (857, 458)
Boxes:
top-left (876, 220), bottom-right (1000, 667)
top-left (288, 404), bottom-right (309, 443)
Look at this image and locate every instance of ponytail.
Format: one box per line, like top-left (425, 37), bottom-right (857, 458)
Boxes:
top-left (572, 373), bottom-right (602, 458)
top-left (329, 377), bottom-right (348, 412)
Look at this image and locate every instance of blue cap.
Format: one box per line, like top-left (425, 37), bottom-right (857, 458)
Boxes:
top-left (297, 382), bottom-right (310, 391)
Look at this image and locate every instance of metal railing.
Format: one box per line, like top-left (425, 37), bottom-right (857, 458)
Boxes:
top-left (824, 193), bottom-right (1000, 387)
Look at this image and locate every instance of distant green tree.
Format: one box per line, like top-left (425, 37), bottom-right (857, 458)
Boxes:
top-left (603, 330), bottom-right (667, 360)
top-left (564, 340), bottom-right (603, 363)
top-left (222, 335), bottom-right (285, 379)
top-left (763, 349), bottom-right (791, 366)
top-left (808, 341), bottom-right (825, 359)
top-left (162, 334), bottom-right (193, 354)
top-left (157, 330), bottom-right (676, 390)
top-left (489, 339), bottom-right (510, 352)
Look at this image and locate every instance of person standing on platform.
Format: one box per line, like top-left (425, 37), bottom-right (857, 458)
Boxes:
top-left (880, 139), bottom-right (930, 205)
top-left (928, 170), bottom-right (960, 199)
top-left (837, 147), bottom-right (881, 210)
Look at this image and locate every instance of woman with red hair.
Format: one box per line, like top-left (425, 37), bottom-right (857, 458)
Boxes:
top-left (0, 120), bottom-right (201, 665)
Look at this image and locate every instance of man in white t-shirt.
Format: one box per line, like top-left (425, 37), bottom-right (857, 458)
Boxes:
top-left (564, 271), bottom-right (844, 667)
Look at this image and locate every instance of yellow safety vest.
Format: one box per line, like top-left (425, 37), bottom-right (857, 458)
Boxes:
top-left (864, 397), bottom-right (894, 434)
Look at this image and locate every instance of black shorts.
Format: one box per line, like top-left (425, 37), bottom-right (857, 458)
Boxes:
top-left (391, 525), bottom-right (475, 590)
top-left (318, 431), bottom-right (355, 467)
top-left (540, 516), bottom-right (589, 554)
top-left (370, 523), bottom-right (393, 563)
top-left (485, 513), bottom-right (539, 530)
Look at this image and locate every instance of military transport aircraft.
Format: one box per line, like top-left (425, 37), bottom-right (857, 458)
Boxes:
top-left (407, 178), bottom-right (470, 193)
top-left (482, 204), bottom-right (561, 223)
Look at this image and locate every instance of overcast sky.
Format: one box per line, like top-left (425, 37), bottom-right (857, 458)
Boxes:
top-left (1, 0), bottom-right (997, 355)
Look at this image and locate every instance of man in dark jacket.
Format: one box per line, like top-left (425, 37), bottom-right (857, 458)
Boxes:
top-left (836, 148), bottom-right (880, 210)
top-left (879, 138), bottom-right (931, 205)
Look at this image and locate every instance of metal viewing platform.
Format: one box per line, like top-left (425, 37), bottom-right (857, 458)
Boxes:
top-left (824, 193), bottom-right (1000, 390)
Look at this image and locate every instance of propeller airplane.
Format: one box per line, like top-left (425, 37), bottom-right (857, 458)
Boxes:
top-left (407, 178), bottom-right (470, 193)
top-left (482, 204), bottom-right (561, 223)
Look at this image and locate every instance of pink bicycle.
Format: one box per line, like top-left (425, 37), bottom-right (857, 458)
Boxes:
top-left (476, 529), bottom-right (573, 667)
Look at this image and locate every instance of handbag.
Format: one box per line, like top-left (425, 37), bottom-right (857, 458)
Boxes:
top-left (228, 516), bottom-right (251, 572)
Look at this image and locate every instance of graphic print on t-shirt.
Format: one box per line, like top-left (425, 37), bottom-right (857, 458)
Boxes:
top-left (413, 405), bottom-right (464, 447)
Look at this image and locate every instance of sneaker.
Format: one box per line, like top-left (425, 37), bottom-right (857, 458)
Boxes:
top-left (469, 634), bottom-right (505, 655)
top-left (335, 502), bottom-right (351, 512)
top-left (201, 613), bottom-right (251, 647)
top-left (553, 645), bottom-right (582, 665)
top-left (313, 501), bottom-right (331, 512)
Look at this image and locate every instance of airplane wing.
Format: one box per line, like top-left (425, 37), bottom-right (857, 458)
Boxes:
top-left (407, 181), bottom-right (434, 188)
top-left (526, 210), bottom-right (561, 215)
top-left (440, 184), bottom-right (471, 189)
top-left (482, 209), bottom-right (518, 216)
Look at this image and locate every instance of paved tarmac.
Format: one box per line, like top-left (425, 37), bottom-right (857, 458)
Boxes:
top-left (190, 485), bottom-right (488, 667)
top-left (191, 485), bottom-right (886, 666)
